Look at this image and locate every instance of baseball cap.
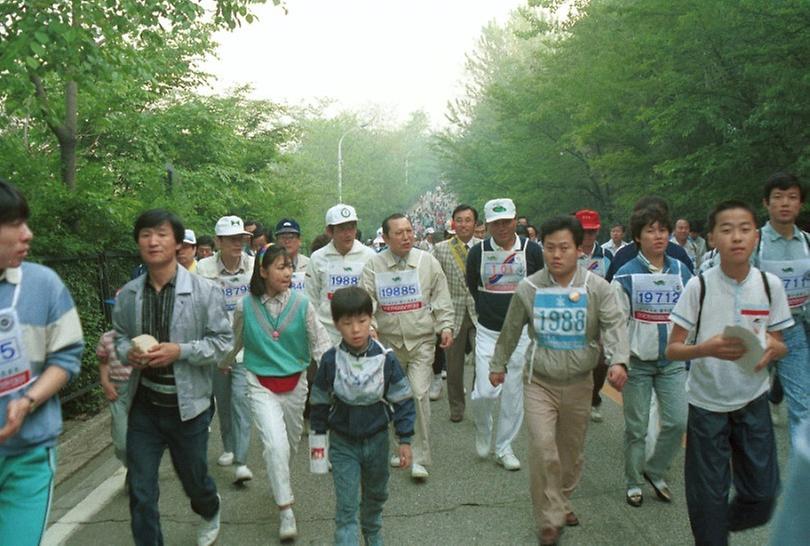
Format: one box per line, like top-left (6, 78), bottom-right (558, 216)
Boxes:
top-left (215, 215), bottom-right (251, 237)
top-left (183, 229), bottom-right (197, 245)
top-left (575, 209), bottom-right (601, 231)
top-left (484, 198), bottom-right (517, 223)
top-left (274, 218), bottom-right (301, 236)
top-left (325, 204), bottom-right (358, 226)
top-left (425, 227), bottom-right (435, 235)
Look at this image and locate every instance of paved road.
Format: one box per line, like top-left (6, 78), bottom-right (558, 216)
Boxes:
top-left (47, 373), bottom-right (790, 545)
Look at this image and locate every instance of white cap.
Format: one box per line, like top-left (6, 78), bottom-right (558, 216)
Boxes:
top-left (215, 215), bottom-right (251, 237)
top-left (183, 229), bottom-right (197, 245)
top-left (325, 204), bottom-right (358, 226)
top-left (425, 227), bottom-right (435, 235)
top-left (484, 198), bottom-right (517, 223)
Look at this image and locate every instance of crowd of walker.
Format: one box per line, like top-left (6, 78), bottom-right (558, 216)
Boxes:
top-left (1, 172), bottom-right (810, 546)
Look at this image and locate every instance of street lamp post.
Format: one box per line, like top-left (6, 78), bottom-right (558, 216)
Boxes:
top-left (337, 122), bottom-right (369, 203)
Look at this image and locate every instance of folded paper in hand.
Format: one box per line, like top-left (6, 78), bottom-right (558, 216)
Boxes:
top-left (722, 325), bottom-right (764, 374)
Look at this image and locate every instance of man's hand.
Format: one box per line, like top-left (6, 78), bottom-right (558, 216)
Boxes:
top-left (703, 335), bottom-right (746, 361)
top-left (489, 372), bottom-right (505, 387)
top-left (607, 364), bottom-right (628, 391)
top-left (101, 380), bottom-right (119, 401)
top-left (0, 398), bottom-right (32, 444)
top-left (127, 347), bottom-right (148, 369)
top-left (145, 343), bottom-right (181, 368)
top-left (398, 444), bottom-right (413, 469)
top-left (439, 329), bottom-right (453, 349)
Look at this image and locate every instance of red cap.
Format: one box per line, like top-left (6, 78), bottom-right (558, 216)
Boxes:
top-left (575, 209), bottom-right (601, 230)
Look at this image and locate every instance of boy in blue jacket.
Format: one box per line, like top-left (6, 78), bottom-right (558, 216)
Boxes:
top-left (310, 286), bottom-right (416, 546)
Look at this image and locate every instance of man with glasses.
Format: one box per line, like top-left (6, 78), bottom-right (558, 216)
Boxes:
top-left (275, 219), bottom-right (309, 293)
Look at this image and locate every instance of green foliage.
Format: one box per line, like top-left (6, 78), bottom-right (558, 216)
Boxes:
top-left (38, 254), bottom-right (140, 417)
top-left (439, 0), bottom-right (810, 231)
top-left (274, 109), bottom-right (442, 243)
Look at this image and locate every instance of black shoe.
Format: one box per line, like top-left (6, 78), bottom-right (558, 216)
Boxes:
top-left (643, 472), bottom-right (673, 503)
top-left (626, 489), bottom-right (643, 507)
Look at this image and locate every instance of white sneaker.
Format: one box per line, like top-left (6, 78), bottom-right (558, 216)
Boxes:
top-left (441, 369), bottom-right (447, 379)
top-left (234, 465), bottom-right (253, 483)
top-left (197, 494), bottom-right (221, 546)
top-left (429, 374), bottom-right (443, 401)
top-left (279, 509), bottom-right (297, 540)
top-left (590, 407), bottom-right (603, 423)
top-left (496, 451), bottom-right (521, 471)
top-left (217, 452), bottom-right (234, 466)
top-left (475, 429), bottom-right (490, 459)
top-left (411, 463), bottom-right (429, 480)
top-left (390, 454), bottom-right (401, 468)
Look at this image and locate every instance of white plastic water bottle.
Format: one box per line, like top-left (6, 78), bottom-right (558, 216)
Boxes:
top-left (309, 434), bottom-right (329, 474)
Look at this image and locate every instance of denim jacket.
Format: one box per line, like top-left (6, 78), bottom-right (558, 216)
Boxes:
top-left (113, 265), bottom-right (233, 421)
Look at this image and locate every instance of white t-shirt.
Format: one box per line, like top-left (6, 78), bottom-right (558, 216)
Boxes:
top-left (670, 266), bottom-right (793, 412)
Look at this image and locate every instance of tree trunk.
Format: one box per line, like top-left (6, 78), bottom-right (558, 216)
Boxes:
top-left (60, 80), bottom-right (78, 190)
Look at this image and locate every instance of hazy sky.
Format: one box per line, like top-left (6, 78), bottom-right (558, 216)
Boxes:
top-left (202, 0), bottom-right (525, 126)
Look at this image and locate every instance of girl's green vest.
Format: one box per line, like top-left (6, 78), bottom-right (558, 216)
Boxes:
top-left (242, 291), bottom-right (311, 376)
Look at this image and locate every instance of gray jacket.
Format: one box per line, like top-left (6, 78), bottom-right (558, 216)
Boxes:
top-left (113, 265), bottom-right (233, 421)
top-left (491, 266), bottom-right (630, 386)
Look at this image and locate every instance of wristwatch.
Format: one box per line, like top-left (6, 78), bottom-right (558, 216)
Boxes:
top-left (22, 393), bottom-right (38, 412)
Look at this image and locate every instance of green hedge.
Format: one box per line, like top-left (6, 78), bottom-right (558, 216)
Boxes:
top-left (38, 253), bottom-right (140, 419)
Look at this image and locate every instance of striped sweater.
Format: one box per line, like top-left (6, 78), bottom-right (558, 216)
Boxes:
top-left (0, 262), bottom-right (84, 456)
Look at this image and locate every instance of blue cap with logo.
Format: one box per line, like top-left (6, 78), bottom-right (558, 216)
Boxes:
top-left (275, 218), bottom-right (301, 236)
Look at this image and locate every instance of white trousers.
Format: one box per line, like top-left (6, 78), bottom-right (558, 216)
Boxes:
top-left (471, 323), bottom-right (530, 456)
top-left (247, 371), bottom-right (307, 507)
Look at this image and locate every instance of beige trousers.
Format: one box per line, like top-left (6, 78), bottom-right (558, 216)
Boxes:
top-left (524, 375), bottom-right (593, 530)
top-left (384, 338), bottom-right (436, 466)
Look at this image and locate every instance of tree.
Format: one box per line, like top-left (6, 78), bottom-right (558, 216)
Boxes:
top-left (439, 0), bottom-right (810, 229)
top-left (0, 0), bottom-right (282, 190)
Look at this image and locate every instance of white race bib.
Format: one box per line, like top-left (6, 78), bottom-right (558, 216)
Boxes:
top-left (326, 261), bottom-right (364, 299)
top-left (481, 249), bottom-right (526, 293)
top-left (375, 269), bottom-right (423, 314)
top-left (219, 272), bottom-right (252, 315)
top-left (759, 258), bottom-right (810, 309)
top-left (290, 271), bottom-right (306, 293)
top-left (333, 349), bottom-right (386, 406)
top-left (630, 273), bottom-right (683, 323)
top-left (533, 287), bottom-right (588, 350)
top-left (579, 256), bottom-right (608, 278)
top-left (0, 282), bottom-right (32, 397)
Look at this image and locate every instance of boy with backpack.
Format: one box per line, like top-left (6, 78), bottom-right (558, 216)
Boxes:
top-left (667, 200), bottom-right (792, 546)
